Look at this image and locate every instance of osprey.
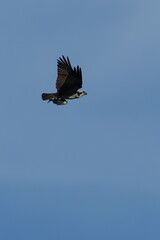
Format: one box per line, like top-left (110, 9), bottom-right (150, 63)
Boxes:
top-left (41, 56), bottom-right (87, 105)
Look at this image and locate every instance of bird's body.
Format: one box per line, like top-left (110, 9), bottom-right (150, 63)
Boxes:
top-left (42, 56), bottom-right (87, 105)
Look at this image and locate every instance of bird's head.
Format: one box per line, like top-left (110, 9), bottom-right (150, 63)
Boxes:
top-left (78, 91), bottom-right (87, 97)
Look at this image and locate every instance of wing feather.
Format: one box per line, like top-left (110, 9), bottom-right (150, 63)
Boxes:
top-left (56, 56), bottom-right (72, 90)
top-left (56, 56), bottom-right (82, 95)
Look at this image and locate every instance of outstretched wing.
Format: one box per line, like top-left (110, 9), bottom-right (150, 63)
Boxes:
top-left (56, 56), bottom-right (82, 94)
top-left (56, 56), bottom-right (72, 90)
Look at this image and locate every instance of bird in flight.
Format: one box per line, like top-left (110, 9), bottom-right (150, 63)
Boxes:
top-left (41, 56), bottom-right (87, 105)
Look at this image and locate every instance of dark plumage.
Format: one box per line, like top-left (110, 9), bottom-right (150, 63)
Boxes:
top-left (41, 56), bottom-right (87, 105)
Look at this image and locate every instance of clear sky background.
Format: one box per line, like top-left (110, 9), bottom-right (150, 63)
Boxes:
top-left (1, 0), bottom-right (160, 239)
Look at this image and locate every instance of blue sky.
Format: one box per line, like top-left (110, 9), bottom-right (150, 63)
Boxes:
top-left (1, 0), bottom-right (160, 239)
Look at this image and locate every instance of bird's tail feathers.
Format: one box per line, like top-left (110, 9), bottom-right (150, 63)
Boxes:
top-left (41, 93), bottom-right (58, 100)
